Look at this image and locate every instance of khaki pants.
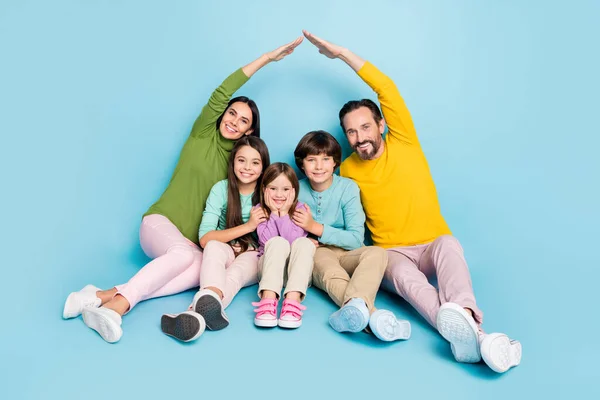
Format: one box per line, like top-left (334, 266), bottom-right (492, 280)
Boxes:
top-left (258, 237), bottom-right (316, 300)
top-left (312, 245), bottom-right (388, 312)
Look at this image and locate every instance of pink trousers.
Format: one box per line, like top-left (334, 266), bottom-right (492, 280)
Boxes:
top-left (382, 235), bottom-right (484, 328)
top-left (115, 214), bottom-right (257, 311)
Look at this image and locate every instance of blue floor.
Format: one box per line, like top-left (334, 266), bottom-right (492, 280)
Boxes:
top-left (3, 234), bottom-right (587, 399)
top-left (1, 1), bottom-right (598, 399)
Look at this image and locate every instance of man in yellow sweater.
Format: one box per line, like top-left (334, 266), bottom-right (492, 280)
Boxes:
top-left (303, 30), bottom-right (521, 374)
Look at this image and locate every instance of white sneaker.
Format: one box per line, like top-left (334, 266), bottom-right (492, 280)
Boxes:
top-left (82, 306), bottom-right (123, 343)
top-left (161, 311), bottom-right (206, 342)
top-left (480, 333), bottom-right (522, 373)
top-left (328, 298), bottom-right (370, 333)
top-left (436, 302), bottom-right (481, 363)
top-left (191, 289), bottom-right (229, 330)
top-left (369, 310), bottom-right (411, 341)
top-left (63, 284), bottom-right (101, 319)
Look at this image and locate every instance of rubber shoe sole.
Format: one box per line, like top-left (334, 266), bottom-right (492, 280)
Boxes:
top-left (192, 291), bottom-right (229, 331)
top-left (436, 302), bottom-right (481, 363)
top-left (370, 310), bottom-right (411, 341)
top-left (481, 333), bottom-right (522, 373)
top-left (161, 311), bottom-right (206, 342)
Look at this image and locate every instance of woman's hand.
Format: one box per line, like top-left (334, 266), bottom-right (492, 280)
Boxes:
top-left (243, 36), bottom-right (303, 77)
top-left (265, 37), bottom-right (303, 61)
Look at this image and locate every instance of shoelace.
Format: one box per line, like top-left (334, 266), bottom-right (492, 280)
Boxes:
top-left (252, 299), bottom-right (278, 318)
top-left (280, 299), bottom-right (306, 319)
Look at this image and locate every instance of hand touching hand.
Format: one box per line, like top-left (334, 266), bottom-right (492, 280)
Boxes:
top-left (302, 30), bottom-right (344, 59)
top-left (265, 36), bottom-right (303, 62)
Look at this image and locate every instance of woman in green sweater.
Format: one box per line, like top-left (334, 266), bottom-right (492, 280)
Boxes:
top-left (62, 37), bottom-right (303, 343)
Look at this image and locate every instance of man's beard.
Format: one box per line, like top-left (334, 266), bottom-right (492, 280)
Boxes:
top-left (354, 139), bottom-right (381, 160)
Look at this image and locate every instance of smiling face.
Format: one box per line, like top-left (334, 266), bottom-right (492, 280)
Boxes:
top-left (219, 101), bottom-right (254, 140)
top-left (342, 106), bottom-right (385, 160)
top-left (265, 173), bottom-right (293, 209)
top-left (302, 153), bottom-right (335, 187)
top-left (233, 145), bottom-right (263, 186)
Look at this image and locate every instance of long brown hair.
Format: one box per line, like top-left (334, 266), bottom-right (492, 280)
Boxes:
top-left (226, 136), bottom-right (270, 252)
top-left (259, 162), bottom-right (300, 218)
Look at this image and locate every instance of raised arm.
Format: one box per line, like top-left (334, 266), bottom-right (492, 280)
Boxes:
top-left (303, 30), bottom-right (418, 145)
top-left (242, 36), bottom-right (303, 77)
top-left (191, 36), bottom-right (303, 138)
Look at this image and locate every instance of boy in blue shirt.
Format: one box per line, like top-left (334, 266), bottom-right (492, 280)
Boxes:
top-left (293, 130), bottom-right (409, 341)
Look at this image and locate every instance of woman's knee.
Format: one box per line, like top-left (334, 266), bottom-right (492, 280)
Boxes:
top-left (166, 243), bottom-right (195, 265)
top-left (140, 215), bottom-right (191, 258)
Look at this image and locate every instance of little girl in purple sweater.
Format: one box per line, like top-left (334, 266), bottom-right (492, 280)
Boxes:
top-left (252, 163), bottom-right (316, 329)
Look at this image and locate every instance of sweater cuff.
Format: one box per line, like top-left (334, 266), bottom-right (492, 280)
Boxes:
top-left (319, 224), bottom-right (332, 244)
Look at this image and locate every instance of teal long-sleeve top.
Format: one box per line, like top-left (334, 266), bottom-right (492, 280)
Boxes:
top-left (298, 174), bottom-right (365, 251)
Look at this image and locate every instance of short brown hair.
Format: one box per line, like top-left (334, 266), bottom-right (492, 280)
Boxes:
top-left (293, 130), bottom-right (342, 171)
top-left (259, 163), bottom-right (300, 217)
top-left (338, 99), bottom-right (383, 132)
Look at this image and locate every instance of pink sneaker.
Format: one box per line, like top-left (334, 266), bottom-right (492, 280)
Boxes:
top-left (252, 298), bottom-right (278, 328)
top-left (278, 299), bottom-right (306, 329)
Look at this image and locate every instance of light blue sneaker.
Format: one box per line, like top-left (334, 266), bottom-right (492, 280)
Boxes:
top-left (369, 310), bottom-right (411, 341)
top-left (328, 298), bottom-right (370, 333)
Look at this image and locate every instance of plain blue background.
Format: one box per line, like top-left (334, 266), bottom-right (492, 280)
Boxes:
top-left (1, 1), bottom-right (598, 399)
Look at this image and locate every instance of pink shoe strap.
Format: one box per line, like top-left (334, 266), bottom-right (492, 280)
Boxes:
top-left (252, 298), bottom-right (278, 317)
top-left (281, 299), bottom-right (306, 318)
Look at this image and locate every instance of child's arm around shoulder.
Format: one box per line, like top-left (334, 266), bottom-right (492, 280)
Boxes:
top-left (199, 182), bottom-right (256, 248)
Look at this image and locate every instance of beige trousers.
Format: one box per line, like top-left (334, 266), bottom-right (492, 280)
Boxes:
top-left (258, 237), bottom-right (316, 300)
top-left (312, 245), bottom-right (388, 312)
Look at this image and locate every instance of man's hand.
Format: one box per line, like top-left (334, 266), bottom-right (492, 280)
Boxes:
top-left (302, 30), bottom-right (344, 59)
top-left (302, 30), bottom-right (365, 71)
